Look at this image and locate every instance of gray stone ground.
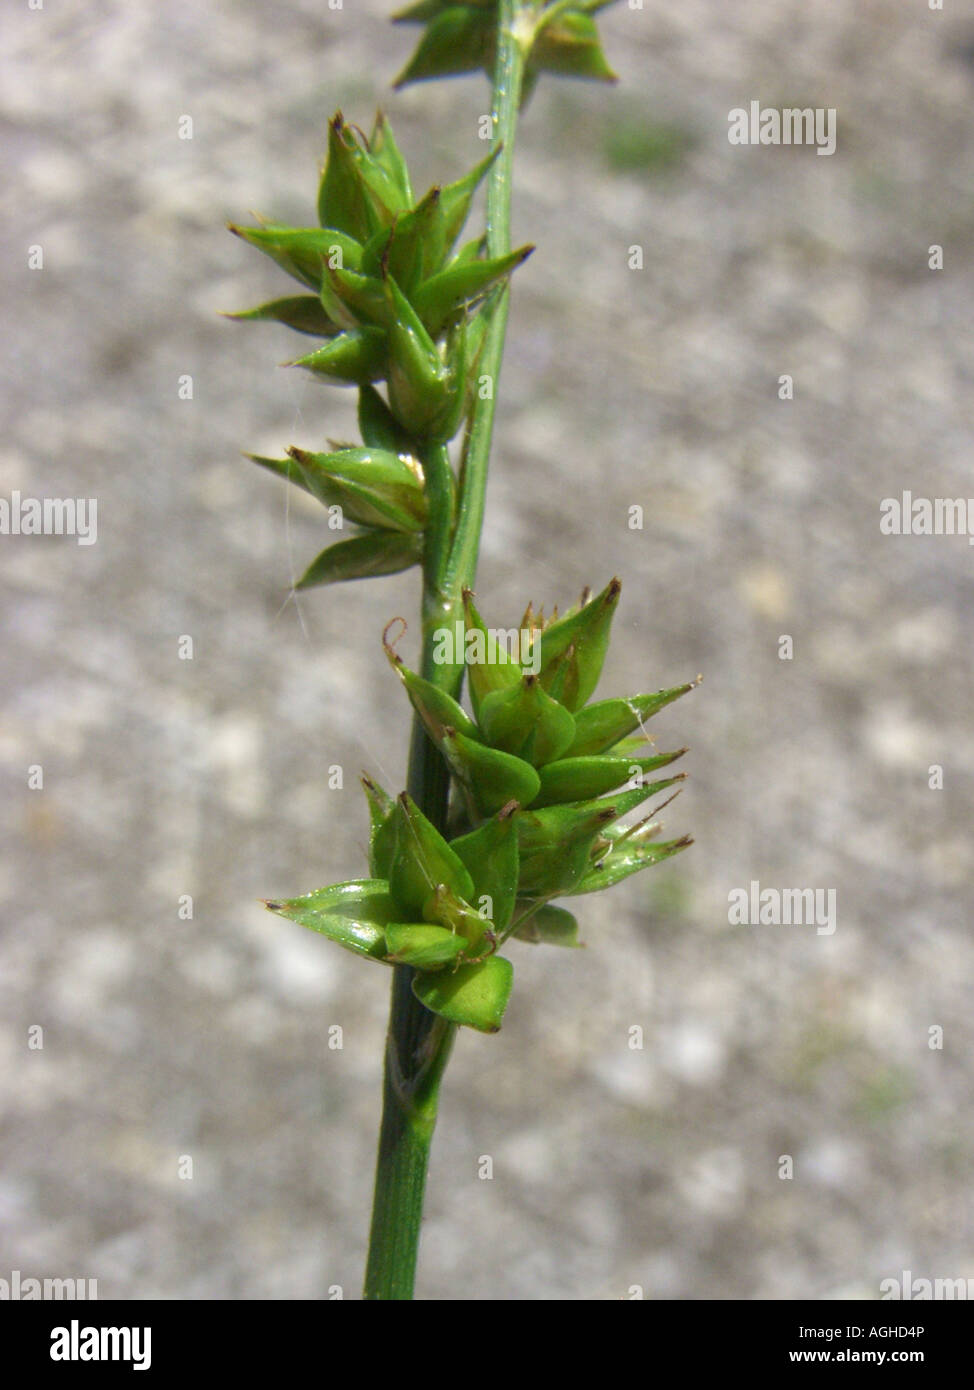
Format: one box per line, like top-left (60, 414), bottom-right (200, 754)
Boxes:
top-left (2, 0), bottom-right (973, 1300)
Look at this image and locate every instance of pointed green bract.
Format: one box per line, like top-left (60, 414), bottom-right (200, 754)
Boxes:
top-left (412, 956), bottom-right (514, 1033)
top-left (435, 145), bottom-right (500, 262)
top-left (461, 588), bottom-right (521, 719)
top-left (362, 775), bottom-right (398, 878)
top-left (368, 110), bottom-right (414, 206)
top-left (393, 7), bottom-right (492, 88)
top-left (388, 793), bottom-right (476, 919)
top-left (263, 880), bottom-right (396, 962)
top-left (570, 834), bottom-right (693, 895)
top-left (229, 223), bottom-right (363, 289)
top-left (450, 802), bottom-right (519, 932)
top-left (532, 11), bottom-right (617, 82)
top-left (388, 655), bottom-right (482, 744)
top-left (530, 577), bottom-right (621, 711)
top-left (248, 453), bottom-right (314, 497)
top-left (565, 684), bottom-right (697, 757)
top-left (293, 327), bottom-right (388, 385)
top-left (295, 531), bottom-right (422, 589)
top-left (225, 295), bottom-right (340, 336)
top-left (532, 748), bottom-right (686, 808)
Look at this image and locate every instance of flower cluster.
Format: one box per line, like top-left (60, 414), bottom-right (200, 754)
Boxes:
top-left (267, 580), bottom-right (696, 1032)
top-left (229, 111), bottom-right (531, 587)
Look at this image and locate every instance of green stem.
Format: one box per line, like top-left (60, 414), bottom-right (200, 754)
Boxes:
top-left (363, 0), bottom-right (528, 1301)
top-left (443, 3), bottom-right (525, 602)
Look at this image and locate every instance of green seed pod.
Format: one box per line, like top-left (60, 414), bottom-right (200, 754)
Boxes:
top-left (411, 244), bottom-right (534, 337)
top-left (366, 110), bottom-right (414, 207)
top-left (322, 265), bottom-right (392, 331)
top-left (430, 314), bottom-right (478, 442)
top-left (513, 902), bottom-right (581, 948)
top-left (530, 577), bottom-right (621, 711)
top-left (449, 801), bottom-right (519, 933)
top-left (477, 674), bottom-right (577, 766)
top-left (295, 531), bottom-right (422, 589)
top-left (317, 113), bottom-right (407, 241)
top-left (422, 882), bottom-right (491, 950)
top-left (384, 278), bottom-right (456, 438)
top-left (412, 955), bottom-right (514, 1034)
top-left (228, 222), bottom-right (364, 290)
top-left (455, 307), bottom-right (490, 419)
top-left (357, 383), bottom-right (417, 455)
top-left (263, 879), bottom-right (397, 962)
top-left (388, 793), bottom-right (476, 920)
top-left (292, 327), bottom-right (388, 385)
top-left (386, 647), bottom-right (482, 744)
top-left (565, 682), bottom-right (698, 757)
top-left (224, 295), bottom-right (340, 337)
top-left (385, 922), bottom-right (466, 969)
top-left (361, 186), bottom-right (444, 296)
top-left (441, 729), bottom-right (541, 819)
top-left (532, 748), bottom-right (687, 808)
top-left (461, 588), bottom-right (521, 720)
top-left (286, 446), bottom-right (427, 532)
top-left (361, 775), bottom-right (397, 878)
top-left (516, 803), bottom-right (616, 896)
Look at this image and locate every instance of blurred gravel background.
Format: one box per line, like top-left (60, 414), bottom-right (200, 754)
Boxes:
top-left (2, 0), bottom-right (973, 1300)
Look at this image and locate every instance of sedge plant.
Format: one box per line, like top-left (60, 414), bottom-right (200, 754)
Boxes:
top-left (228, 0), bottom-right (697, 1300)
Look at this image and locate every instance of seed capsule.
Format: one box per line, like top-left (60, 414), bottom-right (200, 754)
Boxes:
top-left (449, 801), bottom-right (520, 933)
top-left (477, 674), bottom-right (576, 766)
top-left (388, 793), bottom-right (476, 920)
top-left (529, 577), bottom-right (621, 711)
top-left (532, 748), bottom-right (686, 808)
top-left (385, 922), bottom-right (467, 969)
top-left (441, 729), bottom-right (541, 819)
